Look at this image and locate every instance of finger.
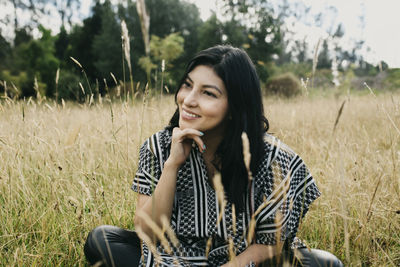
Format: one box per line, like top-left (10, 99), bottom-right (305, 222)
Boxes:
top-left (173, 128), bottom-right (205, 152)
top-left (190, 135), bottom-right (206, 153)
top-left (179, 128), bottom-right (204, 138)
top-left (172, 128), bottom-right (203, 142)
top-left (179, 133), bottom-right (205, 153)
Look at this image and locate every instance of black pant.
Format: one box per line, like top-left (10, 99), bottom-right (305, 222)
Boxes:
top-left (84, 225), bottom-right (344, 267)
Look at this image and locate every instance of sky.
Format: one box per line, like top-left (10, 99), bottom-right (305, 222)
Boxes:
top-left (1, 0), bottom-right (399, 68)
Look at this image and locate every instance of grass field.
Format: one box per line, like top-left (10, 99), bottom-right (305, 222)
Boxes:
top-left (0, 92), bottom-right (399, 266)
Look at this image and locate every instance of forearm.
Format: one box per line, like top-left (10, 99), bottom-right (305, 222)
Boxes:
top-left (134, 159), bottom-right (179, 236)
top-left (222, 244), bottom-right (277, 267)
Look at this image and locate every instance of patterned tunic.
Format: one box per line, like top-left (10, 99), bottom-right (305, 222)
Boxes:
top-left (132, 128), bottom-right (320, 267)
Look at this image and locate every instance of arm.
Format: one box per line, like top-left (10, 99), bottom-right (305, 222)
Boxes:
top-left (221, 244), bottom-right (278, 267)
top-left (134, 159), bottom-right (179, 236)
top-left (134, 127), bottom-right (205, 238)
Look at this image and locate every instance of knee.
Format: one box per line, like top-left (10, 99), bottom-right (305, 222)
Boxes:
top-left (84, 225), bottom-right (116, 260)
top-left (86, 225), bottom-right (112, 245)
top-left (298, 248), bottom-right (344, 267)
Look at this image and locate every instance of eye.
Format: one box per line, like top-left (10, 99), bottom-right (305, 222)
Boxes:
top-left (181, 81), bottom-right (192, 89)
top-left (204, 90), bottom-right (217, 98)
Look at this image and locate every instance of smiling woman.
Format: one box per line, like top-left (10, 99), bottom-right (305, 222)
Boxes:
top-left (83, 45), bottom-right (344, 267)
top-left (178, 65), bottom-right (229, 143)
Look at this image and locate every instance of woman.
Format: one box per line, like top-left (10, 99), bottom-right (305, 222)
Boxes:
top-left (84, 45), bottom-right (343, 266)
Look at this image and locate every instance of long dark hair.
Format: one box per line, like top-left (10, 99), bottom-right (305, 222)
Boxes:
top-left (168, 45), bottom-right (269, 212)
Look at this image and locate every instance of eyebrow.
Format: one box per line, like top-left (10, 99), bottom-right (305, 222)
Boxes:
top-left (186, 75), bottom-right (223, 94)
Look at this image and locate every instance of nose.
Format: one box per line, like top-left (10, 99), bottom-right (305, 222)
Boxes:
top-left (182, 88), bottom-right (198, 107)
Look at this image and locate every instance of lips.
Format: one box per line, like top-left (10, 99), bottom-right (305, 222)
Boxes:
top-left (181, 109), bottom-right (200, 119)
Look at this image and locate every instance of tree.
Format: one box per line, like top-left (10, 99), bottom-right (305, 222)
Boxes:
top-left (119, 0), bottom-right (201, 90)
top-left (14, 27), bottom-right (32, 47)
top-left (317, 39), bottom-right (331, 69)
top-left (2, 0), bottom-right (80, 36)
top-left (146, 0), bottom-right (202, 86)
top-left (55, 26), bottom-right (69, 64)
top-left (150, 33), bottom-right (184, 64)
top-left (92, 0), bottom-right (122, 80)
top-left (149, 32), bottom-right (184, 89)
top-left (12, 26), bottom-right (59, 97)
top-left (68, 1), bottom-right (103, 82)
top-left (53, 0), bottom-right (81, 29)
top-left (197, 14), bottom-right (223, 50)
top-left (0, 32), bottom-right (11, 69)
top-left (219, 0), bottom-right (282, 81)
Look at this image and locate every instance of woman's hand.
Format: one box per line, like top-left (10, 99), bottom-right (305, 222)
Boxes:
top-left (167, 127), bottom-right (205, 167)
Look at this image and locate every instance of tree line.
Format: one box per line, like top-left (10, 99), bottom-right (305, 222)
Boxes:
top-left (0, 0), bottom-right (389, 101)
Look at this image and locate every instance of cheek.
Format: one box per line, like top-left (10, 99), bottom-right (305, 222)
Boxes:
top-left (176, 90), bottom-right (186, 105)
top-left (207, 101), bottom-right (229, 119)
top-left (217, 100), bottom-right (229, 116)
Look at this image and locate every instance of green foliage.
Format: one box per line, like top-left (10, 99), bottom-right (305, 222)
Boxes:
top-left (92, 0), bottom-right (122, 80)
top-left (54, 27), bottom-right (69, 65)
top-left (0, 33), bottom-right (11, 69)
top-left (220, 0), bottom-right (282, 81)
top-left (274, 62), bottom-right (313, 79)
top-left (138, 56), bottom-right (156, 82)
top-left (10, 26), bottom-right (59, 98)
top-left (56, 70), bottom-right (83, 101)
top-left (312, 69), bottom-right (333, 89)
top-left (150, 33), bottom-right (184, 63)
top-left (198, 14), bottom-right (223, 50)
top-left (385, 68), bottom-right (400, 90)
top-left (14, 28), bottom-right (32, 47)
top-left (265, 72), bottom-right (302, 97)
top-left (0, 70), bottom-right (29, 98)
top-left (2, 0), bottom-right (397, 100)
top-left (317, 39), bottom-right (331, 69)
top-left (146, 0), bottom-right (201, 63)
top-left (138, 33), bottom-right (184, 88)
top-left (68, 2), bottom-right (103, 81)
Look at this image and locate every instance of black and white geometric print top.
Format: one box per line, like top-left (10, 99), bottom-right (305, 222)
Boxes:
top-left (132, 128), bottom-right (321, 267)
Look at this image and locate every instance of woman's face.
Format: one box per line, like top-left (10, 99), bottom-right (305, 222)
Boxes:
top-left (177, 65), bottom-right (229, 136)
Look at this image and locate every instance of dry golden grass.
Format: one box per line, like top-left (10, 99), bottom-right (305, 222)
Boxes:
top-left (0, 92), bottom-right (399, 266)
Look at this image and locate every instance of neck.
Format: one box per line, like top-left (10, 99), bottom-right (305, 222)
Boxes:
top-left (202, 130), bottom-right (225, 162)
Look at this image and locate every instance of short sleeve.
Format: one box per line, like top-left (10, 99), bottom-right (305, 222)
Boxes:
top-left (131, 140), bottom-right (162, 196)
top-left (286, 161), bottom-right (321, 238)
top-left (254, 152), bottom-right (321, 246)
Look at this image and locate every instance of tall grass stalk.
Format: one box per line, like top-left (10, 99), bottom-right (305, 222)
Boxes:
top-left (365, 82), bottom-right (400, 135)
top-left (160, 60), bottom-right (165, 100)
top-left (55, 68), bottom-right (60, 103)
top-left (3, 80), bottom-right (7, 98)
top-left (70, 56), bottom-right (93, 98)
top-left (136, 0), bottom-right (150, 56)
top-left (311, 38), bottom-right (321, 89)
top-left (121, 20), bottom-right (134, 97)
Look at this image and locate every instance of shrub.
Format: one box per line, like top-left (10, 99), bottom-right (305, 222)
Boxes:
top-left (265, 72), bottom-right (302, 97)
top-left (57, 70), bottom-right (84, 101)
top-left (0, 70), bottom-right (31, 98)
top-left (384, 68), bottom-right (400, 90)
top-left (312, 69), bottom-right (333, 89)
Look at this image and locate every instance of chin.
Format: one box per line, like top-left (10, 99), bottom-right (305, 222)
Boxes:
top-left (178, 120), bottom-right (189, 130)
top-left (179, 120), bottom-right (200, 131)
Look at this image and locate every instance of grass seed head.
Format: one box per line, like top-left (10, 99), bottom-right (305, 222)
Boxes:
top-left (121, 20), bottom-right (132, 73)
top-left (232, 204), bottom-right (237, 235)
top-left (135, 226), bottom-right (162, 263)
top-left (137, 211), bottom-right (172, 254)
top-left (161, 215), bottom-right (179, 248)
top-left (70, 56), bottom-right (83, 69)
top-left (205, 237), bottom-right (212, 258)
top-left (241, 132), bottom-right (252, 181)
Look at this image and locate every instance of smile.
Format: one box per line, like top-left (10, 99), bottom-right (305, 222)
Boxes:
top-left (182, 109), bottom-right (200, 118)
